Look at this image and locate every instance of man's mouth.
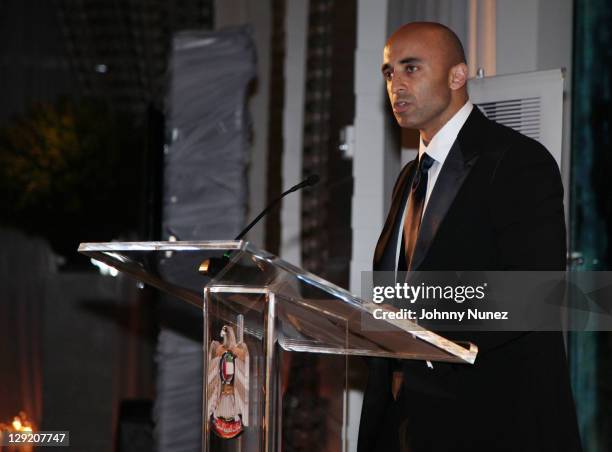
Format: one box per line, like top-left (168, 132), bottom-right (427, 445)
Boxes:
top-left (393, 101), bottom-right (411, 113)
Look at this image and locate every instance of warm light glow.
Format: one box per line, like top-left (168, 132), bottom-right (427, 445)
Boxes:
top-left (199, 258), bottom-right (211, 274)
top-left (1, 412), bottom-right (35, 433)
top-left (11, 417), bottom-right (22, 431)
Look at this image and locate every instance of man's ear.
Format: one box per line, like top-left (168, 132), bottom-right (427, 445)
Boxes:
top-left (449, 63), bottom-right (468, 90)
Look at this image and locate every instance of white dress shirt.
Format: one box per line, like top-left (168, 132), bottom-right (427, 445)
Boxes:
top-left (395, 100), bottom-right (474, 272)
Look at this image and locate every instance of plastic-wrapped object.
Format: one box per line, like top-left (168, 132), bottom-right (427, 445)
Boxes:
top-left (155, 26), bottom-right (256, 452)
top-left (163, 25), bottom-right (255, 242)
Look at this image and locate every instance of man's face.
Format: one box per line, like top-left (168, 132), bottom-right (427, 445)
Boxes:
top-left (382, 30), bottom-right (452, 131)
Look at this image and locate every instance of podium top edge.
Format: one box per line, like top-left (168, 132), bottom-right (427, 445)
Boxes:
top-left (78, 240), bottom-right (246, 252)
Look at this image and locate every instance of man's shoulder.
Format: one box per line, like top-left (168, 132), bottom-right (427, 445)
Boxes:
top-left (475, 112), bottom-right (557, 167)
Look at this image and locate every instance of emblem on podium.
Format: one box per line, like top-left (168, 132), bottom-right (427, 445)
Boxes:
top-left (207, 317), bottom-right (249, 439)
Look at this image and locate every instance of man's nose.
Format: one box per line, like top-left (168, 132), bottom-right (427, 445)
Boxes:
top-left (390, 72), bottom-right (407, 95)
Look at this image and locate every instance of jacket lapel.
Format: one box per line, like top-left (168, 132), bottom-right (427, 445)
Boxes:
top-left (410, 107), bottom-right (487, 270)
top-left (373, 161), bottom-right (417, 271)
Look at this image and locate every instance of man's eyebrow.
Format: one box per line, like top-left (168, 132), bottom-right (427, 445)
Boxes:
top-left (381, 57), bottom-right (423, 73)
top-left (399, 57), bottom-right (422, 65)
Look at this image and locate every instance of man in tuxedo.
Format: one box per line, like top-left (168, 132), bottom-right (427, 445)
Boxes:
top-left (357, 22), bottom-right (582, 452)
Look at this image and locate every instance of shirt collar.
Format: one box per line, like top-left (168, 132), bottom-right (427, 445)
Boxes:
top-left (418, 100), bottom-right (474, 164)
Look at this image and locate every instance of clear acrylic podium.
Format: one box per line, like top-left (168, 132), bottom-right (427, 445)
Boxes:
top-left (79, 240), bottom-right (477, 452)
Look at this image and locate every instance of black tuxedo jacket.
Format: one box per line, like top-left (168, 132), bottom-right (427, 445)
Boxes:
top-left (358, 108), bottom-right (581, 452)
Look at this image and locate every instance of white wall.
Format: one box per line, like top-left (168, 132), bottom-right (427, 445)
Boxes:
top-left (495, 0), bottom-right (539, 74)
top-left (349, 0), bottom-right (390, 295)
top-left (496, 0), bottom-right (573, 77)
top-left (496, 0), bottom-right (573, 216)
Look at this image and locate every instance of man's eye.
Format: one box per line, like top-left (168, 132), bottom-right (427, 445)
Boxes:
top-left (383, 71), bottom-right (392, 81)
top-left (406, 65), bottom-right (418, 73)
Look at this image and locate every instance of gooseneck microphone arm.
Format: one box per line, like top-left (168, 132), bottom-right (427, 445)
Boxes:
top-left (234, 174), bottom-right (320, 241)
top-left (200, 175), bottom-right (319, 276)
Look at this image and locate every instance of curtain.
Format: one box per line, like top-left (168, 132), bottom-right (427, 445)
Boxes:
top-left (569, 1), bottom-right (612, 451)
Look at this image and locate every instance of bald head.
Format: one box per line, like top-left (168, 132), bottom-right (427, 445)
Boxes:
top-left (382, 22), bottom-right (469, 140)
top-left (388, 22), bottom-right (466, 70)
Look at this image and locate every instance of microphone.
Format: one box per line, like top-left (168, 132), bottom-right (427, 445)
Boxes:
top-left (234, 174), bottom-right (320, 240)
top-left (199, 175), bottom-right (320, 276)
